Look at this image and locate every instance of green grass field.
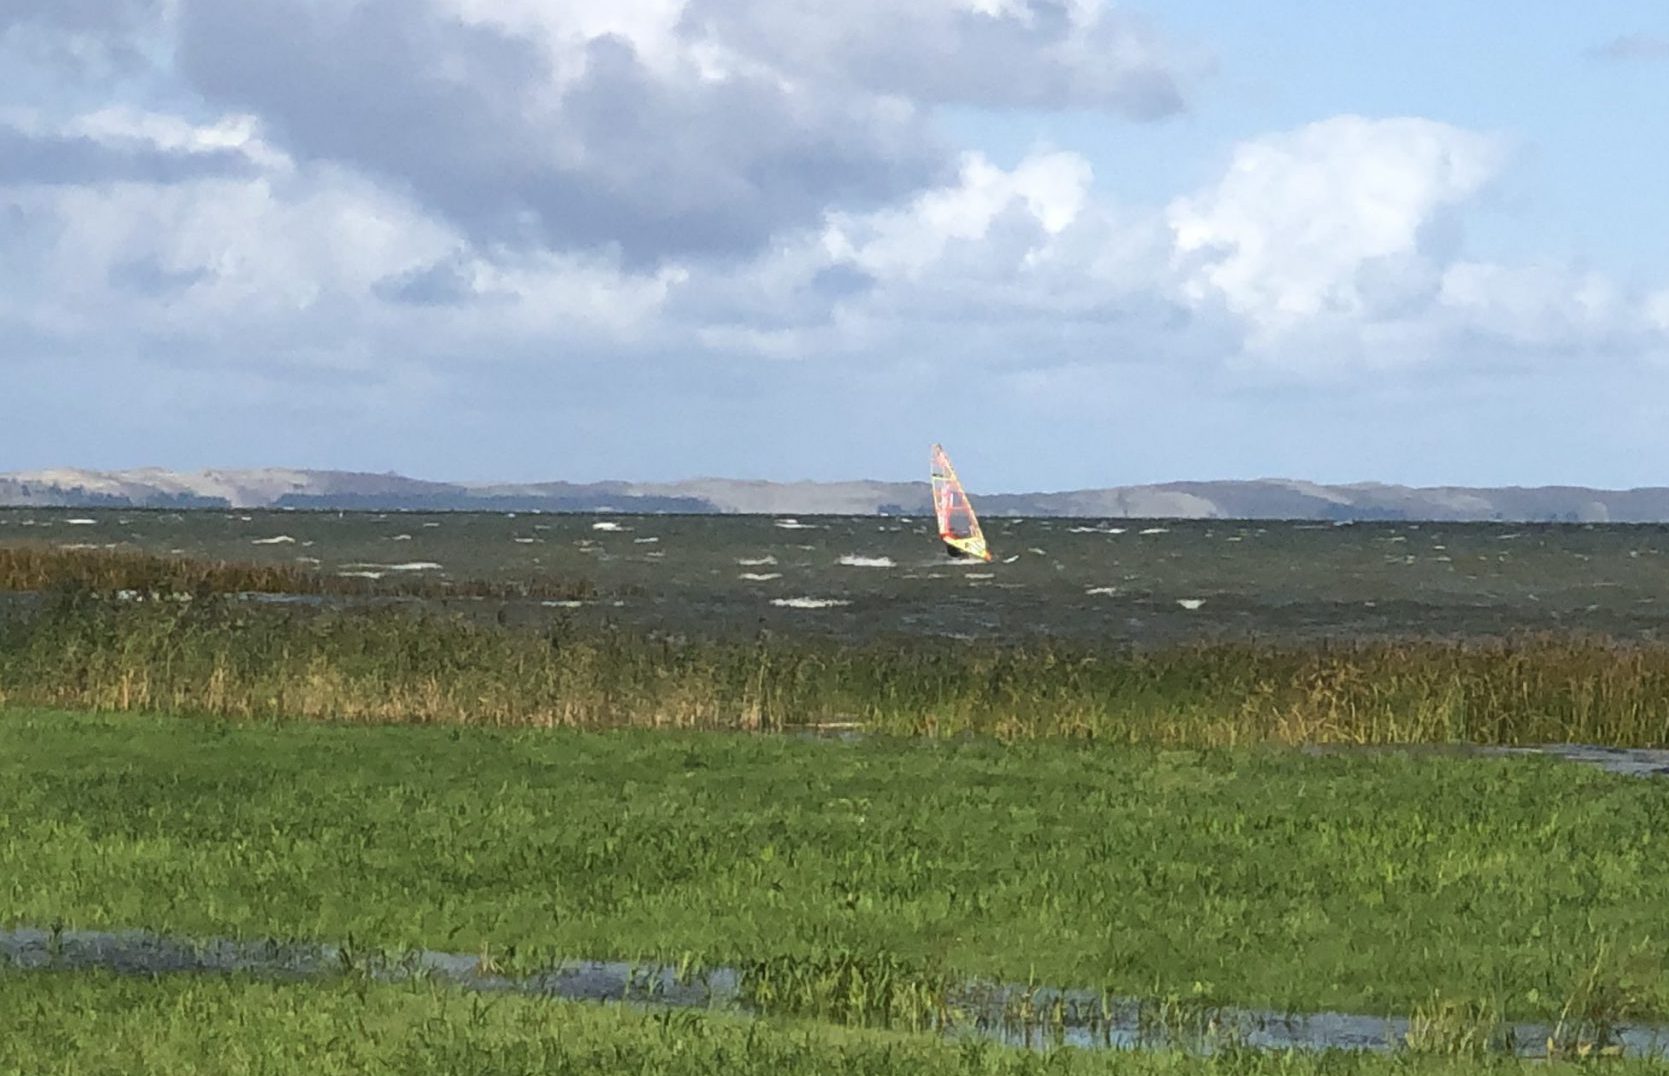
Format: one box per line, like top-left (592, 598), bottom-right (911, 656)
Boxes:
top-left (14, 971), bottom-right (1669, 1076)
top-left (4, 709), bottom-right (1667, 1031)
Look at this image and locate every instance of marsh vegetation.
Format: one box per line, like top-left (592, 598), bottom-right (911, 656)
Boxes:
top-left (3, 586), bottom-right (1669, 745)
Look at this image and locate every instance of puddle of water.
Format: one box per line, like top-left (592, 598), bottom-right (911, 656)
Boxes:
top-left (3, 927), bottom-right (1666, 1058)
top-left (1483, 744), bottom-right (1669, 779)
top-left (0, 927), bottom-right (733, 1009)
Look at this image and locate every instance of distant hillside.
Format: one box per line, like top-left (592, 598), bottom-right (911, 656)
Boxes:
top-left (4, 467), bottom-right (1669, 522)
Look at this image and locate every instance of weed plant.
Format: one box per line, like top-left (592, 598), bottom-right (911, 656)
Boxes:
top-left (4, 591), bottom-right (1669, 745)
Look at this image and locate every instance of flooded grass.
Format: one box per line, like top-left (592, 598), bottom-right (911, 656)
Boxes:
top-left (4, 709), bottom-right (1668, 1026)
top-left (5, 592), bottom-right (1669, 744)
top-left (0, 544), bottom-right (595, 601)
top-left (14, 972), bottom-right (1669, 1075)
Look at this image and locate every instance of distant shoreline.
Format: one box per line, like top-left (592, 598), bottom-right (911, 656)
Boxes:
top-left (5, 467), bottom-right (1669, 522)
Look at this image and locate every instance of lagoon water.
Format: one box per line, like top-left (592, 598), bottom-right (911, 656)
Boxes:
top-left (6, 509), bottom-right (1669, 645)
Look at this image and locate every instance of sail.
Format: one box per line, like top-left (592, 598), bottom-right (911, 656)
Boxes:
top-left (930, 443), bottom-right (992, 561)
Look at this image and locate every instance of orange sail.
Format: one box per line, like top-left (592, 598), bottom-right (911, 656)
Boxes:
top-left (930, 443), bottom-right (992, 561)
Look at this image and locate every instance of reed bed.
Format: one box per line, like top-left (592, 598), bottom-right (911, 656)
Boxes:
top-left (3, 590), bottom-right (1669, 745)
top-left (0, 543), bottom-right (593, 601)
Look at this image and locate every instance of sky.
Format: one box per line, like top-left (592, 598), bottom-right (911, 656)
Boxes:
top-left (3, 1), bottom-right (1668, 491)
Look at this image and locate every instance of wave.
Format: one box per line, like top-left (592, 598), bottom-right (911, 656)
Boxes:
top-left (838, 555), bottom-right (895, 568)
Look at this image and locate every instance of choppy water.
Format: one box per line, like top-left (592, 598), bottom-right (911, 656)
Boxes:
top-left (8, 509), bottom-right (1669, 644)
top-left (5, 927), bottom-right (1664, 1057)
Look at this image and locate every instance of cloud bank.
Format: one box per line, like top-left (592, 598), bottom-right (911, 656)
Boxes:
top-left (3, 1), bottom-right (1667, 486)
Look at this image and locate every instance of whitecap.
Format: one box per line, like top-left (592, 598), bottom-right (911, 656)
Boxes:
top-left (251, 535), bottom-right (296, 545)
top-left (541, 600), bottom-right (588, 609)
top-left (964, 573), bottom-right (994, 580)
top-left (64, 518), bottom-right (97, 525)
top-left (295, 557), bottom-right (321, 565)
top-left (513, 538), bottom-right (540, 544)
top-left (1085, 586), bottom-right (1118, 597)
top-left (739, 572), bottom-right (782, 581)
top-left (771, 597), bottom-right (851, 609)
top-left (839, 555), bottom-right (895, 568)
top-left (1001, 555), bottom-right (1021, 564)
top-left (1177, 598), bottom-right (1205, 610)
top-left (1138, 527), bottom-right (1169, 535)
top-left (389, 534), bottom-right (412, 541)
top-left (633, 537), bottom-right (659, 544)
top-left (592, 521), bottom-right (626, 532)
top-left (1028, 547), bottom-right (1046, 556)
top-left (737, 555), bottom-right (777, 566)
top-left (341, 561), bottom-right (442, 572)
top-left (774, 518), bottom-right (818, 530)
top-left (338, 571), bottom-right (385, 580)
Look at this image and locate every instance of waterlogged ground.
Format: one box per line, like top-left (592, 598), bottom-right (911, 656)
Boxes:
top-left (14, 974), bottom-right (1669, 1076)
top-left (5, 508), bottom-right (1669, 643)
top-left (5, 709), bottom-right (1669, 1027)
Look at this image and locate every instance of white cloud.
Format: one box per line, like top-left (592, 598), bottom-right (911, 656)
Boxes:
top-left (1438, 262), bottom-right (1638, 350)
top-left (677, 0), bottom-right (1197, 116)
top-left (1648, 289), bottom-right (1669, 334)
top-left (1167, 116), bottom-right (1506, 337)
top-left (825, 150), bottom-right (1094, 281)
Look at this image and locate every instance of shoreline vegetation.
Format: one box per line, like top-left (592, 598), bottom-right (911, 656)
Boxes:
top-left (0, 543), bottom-right (595, 602)
top-left (0, 547), bottom-right (1665, 743)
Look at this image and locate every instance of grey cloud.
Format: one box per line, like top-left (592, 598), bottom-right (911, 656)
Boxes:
top-left (108, 257), bottom-right (211, 295)
top-left (807, 265), bottom-right (877, 300)
top-left (1588, 33), bottom-right (1669, 61)
top-left (0, 124), bottom-right (253, 185)
top-left (1, 0), bottom-right (160, 33)
top-left (175, 0), bottom-right (947, 265)
top-left (678, 0), bottom-right (1190, 118)
top-left (374, 257), bottom-right (493, 307)
top-left (1, 0), bottom-right (163, 73)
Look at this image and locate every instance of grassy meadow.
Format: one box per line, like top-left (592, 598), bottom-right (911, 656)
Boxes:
top-left (4, 709), bottom-right (1668, 1031)
top-left (14, 971), bottom-right (1669, 1076)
